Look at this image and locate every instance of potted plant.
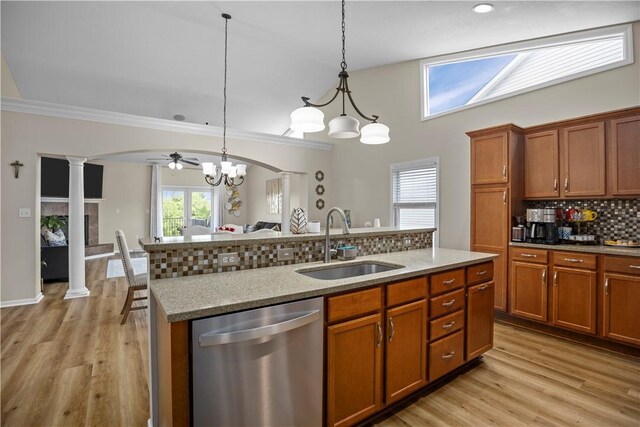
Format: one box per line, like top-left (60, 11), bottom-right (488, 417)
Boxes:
top-left (41, 215), bottom-right (67, 232)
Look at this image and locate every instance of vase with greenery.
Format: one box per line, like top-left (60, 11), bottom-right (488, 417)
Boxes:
top-left (41, 215), bottom-right (67, 233)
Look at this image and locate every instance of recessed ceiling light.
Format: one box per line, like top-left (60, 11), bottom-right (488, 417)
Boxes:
top-left (472, 3), bottom-right (495, 13)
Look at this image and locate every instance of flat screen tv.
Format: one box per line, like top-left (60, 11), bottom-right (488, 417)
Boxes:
top-left (41, 157), bottom-right (104, 199)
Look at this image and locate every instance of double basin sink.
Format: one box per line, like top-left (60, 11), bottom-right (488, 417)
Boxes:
top-left (296, 261), bottom-right (404, 281)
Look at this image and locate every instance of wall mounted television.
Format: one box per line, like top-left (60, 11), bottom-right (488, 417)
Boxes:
top-left (41, 157), bottom-right (104, 199)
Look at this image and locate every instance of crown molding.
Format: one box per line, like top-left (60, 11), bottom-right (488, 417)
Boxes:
top-left (1, 97), bottom-right (333, 152)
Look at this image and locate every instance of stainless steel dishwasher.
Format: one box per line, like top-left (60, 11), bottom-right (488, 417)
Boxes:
top-left (191, 297), bottom-right (324, 427)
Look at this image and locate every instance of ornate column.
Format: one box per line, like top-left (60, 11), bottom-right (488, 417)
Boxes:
top-left (65, 156), bottom-right (90, 299)
top-left (280, 172), bottom-right (292, 233)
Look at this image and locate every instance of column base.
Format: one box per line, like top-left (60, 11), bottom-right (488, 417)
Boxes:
top-left (64, 287), bottom-right (90, 299)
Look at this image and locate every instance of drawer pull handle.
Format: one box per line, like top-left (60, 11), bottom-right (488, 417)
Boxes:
top-left (442, 351), bottom-right (455, 360)
top-left (479, 284), bottom-right (489, 291)
top-left (503, 191), bottom-right (507, 204)
top-left (553, 178), bottom-right (558, 192)
top-left (442, 321), bottom-right (456, 329)
top-left (442, 299), bottom-right (456, 307)
top-left (443, 278), bottom-right (456, 285)
top-left (564, 177), bottom-right (569, 192)
top-left (563, 258), bottom-right (584, 263)
top-left (630, 265), bottom-right (640, 270)
top-left (542, 270), bottom-right (546, 285)
top-left (553, 271), bottom-right (558, 287)
top-left (388, 317), bottom-right (395, 342)
top-left (476, 270), bottom-right (487, 276)
top-left (521, 253), bottom-right (537, 258)
top-left (376, 322), bottom-right (382, 348)
top-left (605, 278), bottom-right (609, 296)
top-left (502, 165), bottom-right (507, 178)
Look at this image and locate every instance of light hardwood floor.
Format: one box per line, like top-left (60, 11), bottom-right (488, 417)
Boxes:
top-left (1, 257), bottom-right (639, 426)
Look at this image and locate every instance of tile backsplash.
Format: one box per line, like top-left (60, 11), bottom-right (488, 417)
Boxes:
top-left (527, 199), bottom-right (639, 241)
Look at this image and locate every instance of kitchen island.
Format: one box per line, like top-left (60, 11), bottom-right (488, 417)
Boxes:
top-left (143, 228), bottom-right (497, 426)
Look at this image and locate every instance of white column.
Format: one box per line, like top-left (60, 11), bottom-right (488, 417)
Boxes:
top-left (65, 156), bottom-right (90, 299)
top-left (280, 172), bottom-right (292, 234)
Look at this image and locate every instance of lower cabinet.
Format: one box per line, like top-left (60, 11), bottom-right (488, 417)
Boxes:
top-left (551, 267), bottom-right (597, 334)
top-left (429, 330), bottom-right (465, 381)
top-left (510, 261), bottom-right (548, 321)
top-left (603, 273), bottom-right (640, 346)
top-left (327, 313), bottom-right (383, 427)
top-left (466, 281), bottom-right (495, 359)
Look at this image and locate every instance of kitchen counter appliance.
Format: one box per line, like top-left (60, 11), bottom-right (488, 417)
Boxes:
top-left (526, 208), bottom-right (559, 245)
top-left (192, 297), bottom-right (323, 426)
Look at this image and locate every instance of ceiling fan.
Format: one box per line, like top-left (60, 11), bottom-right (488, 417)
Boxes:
top-left (147, 152), bottom-right (199, 170)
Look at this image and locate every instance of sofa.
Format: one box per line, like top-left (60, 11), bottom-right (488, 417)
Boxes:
top-left (40, 235), bottom-right (69, 282)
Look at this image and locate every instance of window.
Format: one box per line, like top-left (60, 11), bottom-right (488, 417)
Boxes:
top-left (162, 186), bottom-right (219, 236)
top-left (421, 24), bottom-right (633, 119)
top-left (391, 158), bottom-right (438, 237)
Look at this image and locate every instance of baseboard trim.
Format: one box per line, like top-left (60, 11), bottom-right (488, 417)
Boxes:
top-left (85, 252), bottom-right (116, 260)
top-left (0, 292), bottom-right (44, 308)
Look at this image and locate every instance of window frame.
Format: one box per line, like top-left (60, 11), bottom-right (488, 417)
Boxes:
top-left (420, 23), bottom-right (634, 120)
top-left (390, 157), bottom-right (440, 247)
top-left (161, 185), bottom-right (219, 230)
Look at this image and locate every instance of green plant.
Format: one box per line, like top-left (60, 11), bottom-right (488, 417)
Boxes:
top-left (41, 215), bottom-right (67, 232)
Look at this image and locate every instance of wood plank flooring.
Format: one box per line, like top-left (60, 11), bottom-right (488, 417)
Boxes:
top-left (1, 256), bottom-right (639, 426)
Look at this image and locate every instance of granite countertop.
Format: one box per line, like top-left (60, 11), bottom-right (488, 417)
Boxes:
top-left (510, 241), bottom-right (640, 257)
top-left (140, 226), bottom-right (436, 251)
top-left (150, 247), bottom-right (494, 322)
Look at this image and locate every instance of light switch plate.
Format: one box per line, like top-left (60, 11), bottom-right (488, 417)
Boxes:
top-left (218, 252), bottom-right (239, 266)
top-left (278, 248), bottom-right (294, 261)
top-left (19, 208), bottom-right (31, 218)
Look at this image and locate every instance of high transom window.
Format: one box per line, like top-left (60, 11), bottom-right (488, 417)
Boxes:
top-left (421, 24), bottom-right (633, 119)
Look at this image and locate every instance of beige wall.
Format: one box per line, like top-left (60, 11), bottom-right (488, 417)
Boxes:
top-left (1, 113), bottom-right (333, 303)
top-left (316, 22), bottom-right (640, 250)
top-left (245, 168), bottom-right (309, 225)
top-left (1, 54), bottom-right (21, 99)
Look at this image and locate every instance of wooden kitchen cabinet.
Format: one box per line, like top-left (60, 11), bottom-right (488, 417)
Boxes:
top-left (551, 267), bottom-right (597, 334)
top-left (603, 256), bottom-right (640, 346)
top-left (470, 132), bottom-right (509, 184)
top-left (510, 261), bottom-right (548, 322)
top-left (609, 115), bottom-right (640, 196)
top-left (561, 122), bottom-right (606, 197)
top-left (524, 130), bottom-right (559, 198)
top-left (471, 187), bottom-right (509, 251)
top-left (385, 300), bottom-right (427, 404)
top-left (466, 281), bottom-right (495, 360)
top-left (327, 313), bottom-right (383, 427)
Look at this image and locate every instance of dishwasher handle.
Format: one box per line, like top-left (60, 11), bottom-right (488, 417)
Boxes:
top-left (199, 310), bottom-right (321, 347)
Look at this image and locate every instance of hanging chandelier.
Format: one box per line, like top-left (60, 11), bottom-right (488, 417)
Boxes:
top-left (203, 13), bottom-right (247, 187)
top-left (290, 0), bottom-right (390, 144)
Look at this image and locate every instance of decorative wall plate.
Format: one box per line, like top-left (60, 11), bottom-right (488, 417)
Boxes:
top-left (316, 199), bottom-right (325, 210)
top-left (315, 170), bottom-right (325, 182)
top-left (315, 184), bottom-right (325, 196)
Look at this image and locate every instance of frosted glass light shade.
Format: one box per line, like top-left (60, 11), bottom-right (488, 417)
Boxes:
top-left (290, 107), bottom-right (325, 133)
top-left (221, 161), bottom-right (233, 174)
top-left (360, 122), bottom-right (390, 144)
top-left (328, 115), bottom-right (360, 139)
top-left (236, 164), bottom-right (247, 177)
top-left (176, 162), bottom-right (183, 170)
top-left (168, 162), bottom-right (176, 170)
top-left (202, 162), bottom-right (215, 175)
top-left (228, 166), bottom-right (237, 178)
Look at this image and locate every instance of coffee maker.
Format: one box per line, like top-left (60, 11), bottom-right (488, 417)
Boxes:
top-left (526, 208), bottom-right (559, 244)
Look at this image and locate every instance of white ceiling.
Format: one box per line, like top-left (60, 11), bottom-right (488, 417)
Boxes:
top-left (2, 1), bottom-right (638, 136)
top-left (100, 150), bottom-right (254, 169)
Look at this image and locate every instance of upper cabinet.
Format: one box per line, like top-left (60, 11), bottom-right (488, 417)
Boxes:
top-left (524, 130), bottom-right (559, 198)
top-left (470, 132), bottom-right (509, 185)
top-left (561, 122), bottom-right (606, 197)
top-left (609, 115), bottom-right (640, 196)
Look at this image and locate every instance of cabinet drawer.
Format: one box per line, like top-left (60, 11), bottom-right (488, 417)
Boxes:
top-left (429, 330), bottom-right (465, 381)
top-left (430, 268), bottom-right (465, 296)
top-left (604, 256), bottom-right (640, 276)
top-left (386, 276), bottom-right (428, 307)
top-left (430, 288), bottom-right (465, 319)
top-left (467, 262), bottom-right (494, 286)
top-left (327, 287), bottom-right (382, 324)
top-left (511, 248), bottom-right (548, 264)
top-left (429, 310), bottom-right (464, 342)
top-left (553, 252), bottom-right (597, 270)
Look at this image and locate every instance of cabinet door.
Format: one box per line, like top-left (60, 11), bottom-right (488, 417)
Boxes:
top-left (466, 281), bottom-right (495, 360)
top-left (551, 267), bottom-right (597, 334)
top-left (471, 132), bottom-right (509, 185)
top-left (524, 130), bottom-right (559, 198)
top-left (609, 115), bottom-right (640, 196)
top-left (510, 261), bottom-right (548, 322)
top-left (561, 122), bottom-right (606, 197)
top-left (603, 273), bottom-right (640, 346)
top-left (385, 300), bottom-right (427, 404)
top-left (327, 313), bottom-right (383, 427)
top-left (471, 187), bottom-right (508, 250)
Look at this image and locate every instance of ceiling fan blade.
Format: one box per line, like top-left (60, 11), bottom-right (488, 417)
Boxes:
top-left (183, 157), bottom-right (199, 161)
top-left (181, 159), bottom-right (200, 166)
top-left (147, 158), bottom-right (169, 161)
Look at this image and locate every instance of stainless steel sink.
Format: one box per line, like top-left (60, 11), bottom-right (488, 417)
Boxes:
top-left (297, 261), bottom-right (404, 280)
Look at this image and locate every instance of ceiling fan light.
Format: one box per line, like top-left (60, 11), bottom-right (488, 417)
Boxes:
top-left (236, 164), bottom-right (247, 177)
top-left (328, 115), bottom-right (360, 139)
top-left (168, 161), bottom-right (176, 170)
top-left (360, 122), bottom-right (390, 145)
top-left (202, 162), bottom-right (215, 175)
top-left (290, 107), bottom-right (325, 133)
top-left (176, 162), bottom-right (183, 170)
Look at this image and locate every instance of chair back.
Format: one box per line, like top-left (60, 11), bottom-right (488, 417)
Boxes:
top-left (181, 225), bottom-right (213, 237)
top-left (115, 229), bottom-right (136, 287)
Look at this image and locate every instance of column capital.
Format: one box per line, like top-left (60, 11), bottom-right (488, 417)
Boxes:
top-left (66, 156), bottom-right (87, 166)
top-left (279, 172), bottom-right (294, 177)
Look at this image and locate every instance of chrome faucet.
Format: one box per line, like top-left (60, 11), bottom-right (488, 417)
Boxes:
top-left (325, 207), bottom-right (350, 263)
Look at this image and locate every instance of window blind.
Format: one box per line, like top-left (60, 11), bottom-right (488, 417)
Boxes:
top-left (392, 160), bottom-right (437, 228)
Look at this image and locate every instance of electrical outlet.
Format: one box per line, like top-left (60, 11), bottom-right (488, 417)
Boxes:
top-left (403, 238), bottom-right (411, 246)
top-left (218, 252), bottom-right (239, 266)
top-left (278, 248), bottom-right (294, 261)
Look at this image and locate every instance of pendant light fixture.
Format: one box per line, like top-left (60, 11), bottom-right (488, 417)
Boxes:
top-left (203, 13), bottom-right (247, 186)
top-left (290, 0), bottom-right (390, 144)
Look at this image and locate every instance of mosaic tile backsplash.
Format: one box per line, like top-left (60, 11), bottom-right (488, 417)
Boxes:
top-left (148, 231), bottom-right (433, 279)
top-left (527, 199), bottom-right (639, 241)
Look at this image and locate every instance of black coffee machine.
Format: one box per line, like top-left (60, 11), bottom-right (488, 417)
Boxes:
top-left (526, 208), bottom-right (559, 244)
